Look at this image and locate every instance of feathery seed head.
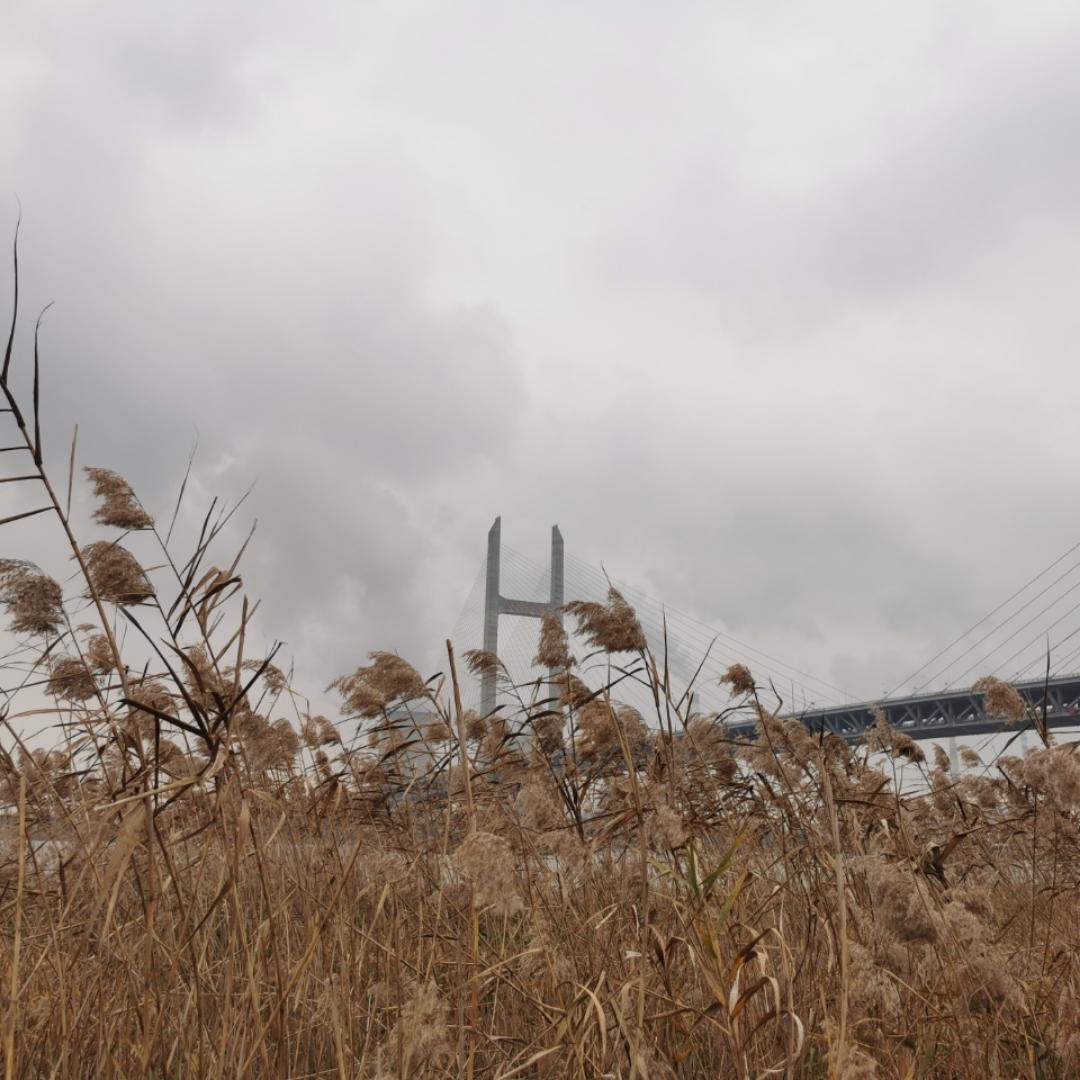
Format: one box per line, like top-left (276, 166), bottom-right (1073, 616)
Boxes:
top-left (0, 559), bottom-right (64, 636)
top-left (328, 652), bottom-right (425, 718)
top-left (463, 649), bottom-right (502, 680)
top-left (242, 658), bottom-right (287, 692)
top-left (558, 672), bottom-right (594, 710)
top-left (721, 663), bottom-right (755, 696)
top-left (301, 714), bottom-right (341, 748)
top-left (534, 610), bottom-right (574, 669)
top-left (394, 980), bottom-right (451, 1071)
top-left (530, 712), bottom-right (564, 756)
top-left (127, 678), bottom-right (175, 720)
top-left (972, 676), bottom-right (1027, 725)
top-left (47, 656), bottom-right (98, 702)
top-left (463, 709), bottom-right (487, 741)
top-left (453, 830), bottom-right (522, 916)
top-left (84, 633), bottom-right (114, 672)
top-left (564, 588), bottom-right (647, 653)
top-left (84, 467), bottom-right (153, 530)
top-left (865, 708), bottom-right (925, 763)
top-left (82, 542), bottom-right (154, 604)
top-left (959, 745), bottom-right (982, 769)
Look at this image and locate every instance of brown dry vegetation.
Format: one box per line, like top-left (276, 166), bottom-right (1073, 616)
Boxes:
top-left (1, 255), bottom-right (1080, 1078)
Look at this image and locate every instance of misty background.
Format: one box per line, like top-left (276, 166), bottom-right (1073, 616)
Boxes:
top-left (4, 2), bottom-right (1080, 718)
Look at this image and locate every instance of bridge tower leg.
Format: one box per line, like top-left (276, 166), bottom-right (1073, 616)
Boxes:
top-left (479, 517), bottom-right (564, 716)
top-left (549, 526), bottom-right (564, 704)
top-left (481, 517), bottom-right (502, 717)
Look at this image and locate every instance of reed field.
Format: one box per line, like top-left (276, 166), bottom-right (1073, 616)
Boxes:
top-left (1, 263), bottom-right (1079, 1078)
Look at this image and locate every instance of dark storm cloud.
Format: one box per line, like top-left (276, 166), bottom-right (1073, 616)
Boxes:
top-left (4, 1), bottom-right (1080, 712)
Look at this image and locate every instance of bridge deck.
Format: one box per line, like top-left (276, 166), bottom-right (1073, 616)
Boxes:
top-left (731, 674), bottom-right (1080, 742)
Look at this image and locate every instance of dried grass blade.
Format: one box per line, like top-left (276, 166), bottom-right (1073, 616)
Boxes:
top-left (165, 438), bottom-right (197, 547)
top-left (3, 775), bottom-right (26, 1078)
top-left (2, 215), bottom-right (18, 385)
top-left (98, 806), bottom-right (146, 940)
top-left (65, 423), bottom-right (77, 519)
top-left (495, 1044), bottom-right (562, 1078)
top-left (0, 506), bottom-right (53, 527)
top-left (31, 303), bottom-right (52, 465)
top-left (236, 835), bottom-right (368, 1076)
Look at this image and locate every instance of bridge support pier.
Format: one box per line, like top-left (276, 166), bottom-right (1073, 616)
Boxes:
top-left (480, 517), bottom-right (564, 716)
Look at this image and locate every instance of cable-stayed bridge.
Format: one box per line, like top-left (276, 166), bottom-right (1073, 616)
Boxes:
top-left (451, 518), bottom-right (1080, 745)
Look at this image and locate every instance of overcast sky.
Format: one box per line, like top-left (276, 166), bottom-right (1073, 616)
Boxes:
top-left (4, 2), bottom-right (1080, 712)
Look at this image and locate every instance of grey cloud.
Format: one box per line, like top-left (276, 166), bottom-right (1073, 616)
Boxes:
top-left (4, 2), bottom-right (1080, 714)
top-left (594, 19), bottom-right (1080, 313)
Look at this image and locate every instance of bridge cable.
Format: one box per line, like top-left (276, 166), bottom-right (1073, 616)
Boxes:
top-left (493, 543), bottom-right (843, 708)
top-left (884, 535), bottom-right (1080, 698)
top-left (945, 583), bottom-right (1080, 689)
top-left (560, 550), bottom-right (849, 704)
top-left (557, 552), bottom-right (842, 704)
top-left (907, 551), bottom-right (1080, 695)
top-left (1007, 608), bottom-right (1080, 683)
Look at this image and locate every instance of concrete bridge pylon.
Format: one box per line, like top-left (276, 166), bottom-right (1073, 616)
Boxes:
top-left (481, 517), bottom-right (564, 716)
